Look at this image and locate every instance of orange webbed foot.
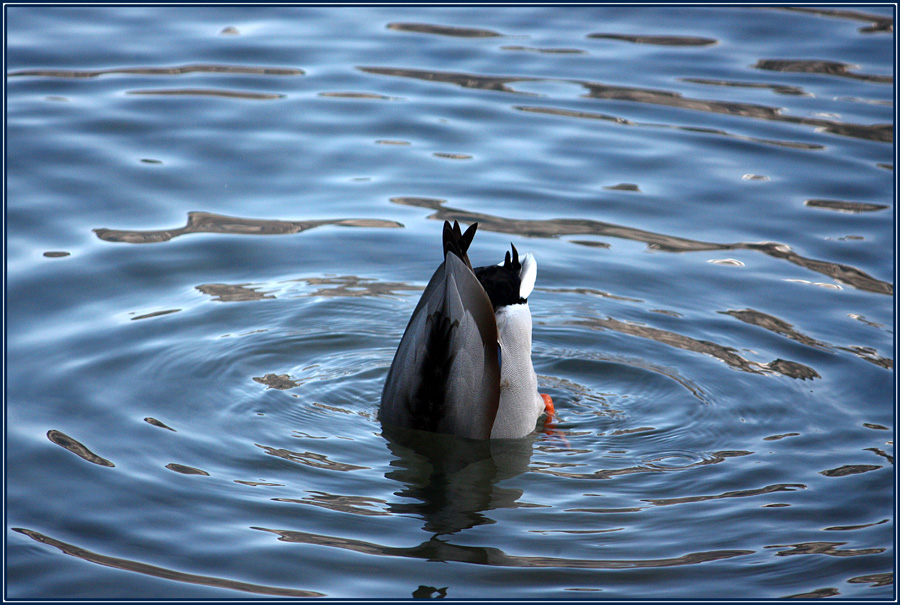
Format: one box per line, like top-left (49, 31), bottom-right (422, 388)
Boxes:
top-left (540, 393), bottom-right (570, 448)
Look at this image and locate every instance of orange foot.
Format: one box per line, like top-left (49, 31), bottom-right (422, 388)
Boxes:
top-left (540, 393), bottom-right (570, 448)
top-left (541, 393), bottom-right (555, 416)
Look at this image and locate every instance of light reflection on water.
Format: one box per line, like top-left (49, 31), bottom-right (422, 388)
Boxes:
top-left (6, 5), bottom-right (894, 600)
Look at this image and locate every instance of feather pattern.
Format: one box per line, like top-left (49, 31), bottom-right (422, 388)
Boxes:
top-left (381, 221), bottom-right (546, 440)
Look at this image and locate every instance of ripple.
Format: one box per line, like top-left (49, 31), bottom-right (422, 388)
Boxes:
top-left (754, 59), bottom-right (892, 83)
top-left (501, 45), bottom-right (587, 54)
top-left (273, 491), bottom-right (390, 516)
top-left (763, 432), bottom-right (800, 442)
top-left (291, 275), bottom-right (422, 298)
top-left (165, 463), bottom-right (210, 476)
top-left (644, 483), bottom-right (807, 506)
top-left (516, 102), bottom-right (823, 148)
top-left (131, 309), bottom-right (181, 321)
top-left (143, 417), bottom-right (176, 431)
top-left (433, 152), bottom-right (473, 160)
top-left (11, 528), bottom-right (323, 597)
top-left (572, 316), bottom-right (819, 379)
top-left (254, 527), bottom-right (754, 569)
top-left (126, 88), bottom-right (285, 100)
top-left (386, 22), bottom-right (504, 38)
top-left (824, 519), bottom-right (890, 531)
top-left (819, 464), bottom-right (883, 477)
top-left (361, 64), bottom-right (892, 142)
top-left (389, 196), bottom-right (892, 295)
top-left (318, 91), bottom-right (402, 100)
top-left (7, 64), bottom-right (305, 78)
top-left (775, 6), bottom-right (893, 33)
top-left (94, 211), bottom-right (402, 244)
top-left (722, 309), bottom-right (830, 350)
top-left (196, 283), bottom-right (275, 302)
top-left (588, 33), bottom-right (718, 46)
top-left (641, 450), bottom-right (712, 470)
top-left (680, 77), bottom-right (811, 97)
top-left (46, 430), bottom-right (114, 467)
top-left (255, 444), bottom-right (370, 472)
top-left (6, 7), bottom-right (893, 600)
top-left (766, 541), bottom-right (886, 557)
top-left (604, 183), bottom-right (641, 192)
top-left (532, 451), bottom-right (752, 481)
top-left (804, 199), bottom-right (890, 213)
top-left (837, 346), bottom-right (893, 369)
top-left (847, 573), bottom-right (894, 587)
top-left (252, 374), bottom-right (300, 390)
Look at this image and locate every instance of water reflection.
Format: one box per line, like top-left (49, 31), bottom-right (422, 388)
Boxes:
top-left (126, 89), bottom-right (285, 100)
top-left (196, 283), bottom-right (275, 302)
top-left (7, 64), bottom-right (305, 78)
top-left (94, 211), bottom-right (402, 244)
top-left (588, 33), bottom-right (717, 46)
top-left (390, 196), bottom-right (892, 295)
top-left (387, 22), bottom-right (503, 38)
top-left (819, 464), bottom-right (882, 477)
top-left (644, 482), bottom-right (806, 506)
top-left (256, 444), bottom-right (370, 472)
top-left (165, 463), bottom-right (209, 476)
top-left (727, 310), bottom-right (894, 370)
top-left (776, 6), bottom-right (894, 33)
top-left (754, 59), bottom-right (892, 83)
top-left (291, 275), bottom-right (422, 298)
top-left (143, 417), bottom-right (176, 431)
top-left (680, 78), bottom-right (811, 97)
top-left (254, 524), bottom-right (754, 569)
top-left (766, 541), bottom-right (886, 557)
top-left (46, 430), bottom-right (115, 467)
top-left (11, 528), bottom-right (324, 597)
top-left (533, 449), bottom-right (752, 481)
top-left (804, 199), bottom-right (890, 213)
top-left (195, 276), bottom-right (422, 303)
top-left (515, 105), bottom-right (825, 150)
top-left (319, 91), bottom-right (401, 100)
top-left (381, 426), bottom-right (536, 535)
top-left (501, 45), bottom-right (587, 55)
top-left (574, 316), bottom-right (820, 380)
top-left (360, 66), bottom-right (892, 143)
top-left (722, 309), bottom-right (830, 350)
top-left (253, 373), bottom-right (301, 390)
top-left (274, 491), bottom-right (390, 517)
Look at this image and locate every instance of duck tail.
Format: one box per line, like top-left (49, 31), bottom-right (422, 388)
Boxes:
top-left (442, 220), bottom-right (478, 269)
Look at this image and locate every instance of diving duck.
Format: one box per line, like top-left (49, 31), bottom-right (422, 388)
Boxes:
top-left (381, 221), bottom-right (554, 440)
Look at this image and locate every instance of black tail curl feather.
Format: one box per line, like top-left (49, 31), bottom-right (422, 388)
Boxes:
top-left (503, 243), bottom-right (521, 274)
top-left (440, 221), bottom-right (524, 310)
top-left (442, 220), bottom-right (477, 269)
top-left (474, 242), bottom-right (526, 310)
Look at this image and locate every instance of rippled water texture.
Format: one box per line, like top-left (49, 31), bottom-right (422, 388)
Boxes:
top-left (6, 6), bottom-right (895, 600)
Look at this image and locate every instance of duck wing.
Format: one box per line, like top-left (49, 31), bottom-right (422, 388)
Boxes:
top-left (381, 223), bottom-right (500, 440)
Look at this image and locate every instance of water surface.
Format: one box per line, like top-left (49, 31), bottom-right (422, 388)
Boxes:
top-left (6, 5), bottom-right (895, 600)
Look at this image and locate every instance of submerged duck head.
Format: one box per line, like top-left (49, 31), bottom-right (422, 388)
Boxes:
top-left (380, 221), bottom-right (553, 440)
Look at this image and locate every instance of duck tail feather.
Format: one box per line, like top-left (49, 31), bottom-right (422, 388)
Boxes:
top-left (442, 220), bottom-right (478, 269)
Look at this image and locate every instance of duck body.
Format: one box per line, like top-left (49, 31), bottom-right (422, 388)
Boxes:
top-left (380, 221), bottom-right (548, 440)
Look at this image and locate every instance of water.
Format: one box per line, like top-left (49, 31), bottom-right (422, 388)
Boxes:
top-left (5, 5), bottom-right (894, 600)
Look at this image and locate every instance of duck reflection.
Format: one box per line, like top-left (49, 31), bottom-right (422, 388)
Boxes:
top-left (381, 425), bottom-right (536, 535)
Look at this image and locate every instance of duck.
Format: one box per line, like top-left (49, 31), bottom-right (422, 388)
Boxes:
top-left (381, 220), bottom-right (554, 440)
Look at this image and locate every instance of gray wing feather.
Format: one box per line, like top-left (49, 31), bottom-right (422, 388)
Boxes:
top-left (381, 253), bottom-right (500, 440)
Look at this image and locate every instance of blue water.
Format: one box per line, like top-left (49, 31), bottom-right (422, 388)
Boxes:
top-left (5, 5), bottom-right (895, 600)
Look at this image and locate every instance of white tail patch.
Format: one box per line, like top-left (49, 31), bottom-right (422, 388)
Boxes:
top-left (519, 253), bottom-right (536, 299)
